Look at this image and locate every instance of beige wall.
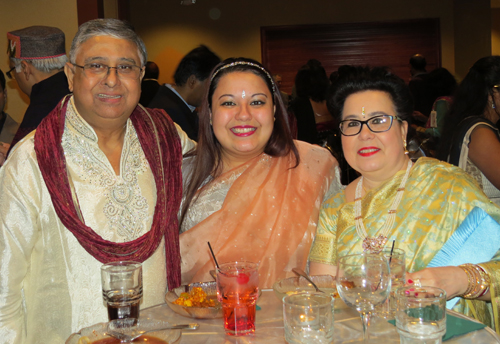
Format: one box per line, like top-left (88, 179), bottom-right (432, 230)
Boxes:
top-left (454, 0), bottom-right (491, 80)
top-left (0, 0), bottom-right (495, 122)
top-left (492, 8), bottom-right (500, 55)
top-left (0, 0), bottom-right (78, 123)
top-left (130, 0), bottom-right (457, 85)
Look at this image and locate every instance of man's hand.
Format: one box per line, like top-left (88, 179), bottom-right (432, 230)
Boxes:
top-left (412, 111), bottom-right (428, 123)
top-left (0, 142), bottom-right (9, 156)
top-left (0, 142), bottom-right (8, 166)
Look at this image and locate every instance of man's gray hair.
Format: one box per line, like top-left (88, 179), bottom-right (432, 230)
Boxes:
top-left (69, 19), bottom-right (147, 67)
top-left (10, 55), bottom-right (68, 74)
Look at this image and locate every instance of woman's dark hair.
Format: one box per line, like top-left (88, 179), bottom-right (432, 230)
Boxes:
top-left (329, 66), bottom-right (413, 123)
top-left (426, 67), bottom-right (457, 101)
top-left (294, 59), bottom-right (330, 102)
top-left (180, 57), bottom-right (299, 226)
top-left (437, 56), bottom-right (500, 160)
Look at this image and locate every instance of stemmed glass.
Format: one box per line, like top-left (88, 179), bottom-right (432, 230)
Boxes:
top-left (336, 253), bottom-right (391, 343)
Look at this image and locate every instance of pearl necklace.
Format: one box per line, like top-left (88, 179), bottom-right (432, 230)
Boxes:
top-left (354, 160), bottom-right (413, 252)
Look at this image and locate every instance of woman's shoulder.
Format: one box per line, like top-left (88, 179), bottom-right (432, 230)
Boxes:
top-left (414, 157), bottom-right (466, 175)
top-left (412, 157), bottom-right (483, 189)
top-left (181, 155), bottom-right (197, 183)
top-left (321, 188), bottom-right (346, 211)
top-left (294, 140), bottom-right (337, 165)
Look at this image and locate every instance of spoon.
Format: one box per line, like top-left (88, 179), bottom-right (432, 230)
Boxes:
top-left (107, 318), bottom-right (199, 342)
top-left (292, 268), bottom-right (325, 293)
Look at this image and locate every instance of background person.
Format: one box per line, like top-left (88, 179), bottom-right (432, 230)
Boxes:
top-left (438, 56), bottom-right (500, 205)
top-left (309, 66), bottom-right (500, 329)
top-left (179, 58), bottom-right (340, 288)
top-left (272, 73), bottom-right (290, 108)
top-left (149, 45), bottom-right (221, 141)
top-left (0, 19), bottom-right (195, 343)
top-left (0, 68), bottom-right (19, 165)
top-left (412, 67), bottom-right (457, 139)
top-left (408, 53), bottom-right (433, 123)
top-left (6, 25), bottom-right (70, 152)
top-left (139, 60), bottom-right (160, 106)
top-left (297, 59), bottom-right (336, 146)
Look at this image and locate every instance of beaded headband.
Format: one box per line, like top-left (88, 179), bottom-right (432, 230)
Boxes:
top-left (210, 61), bottom-right (276, 94)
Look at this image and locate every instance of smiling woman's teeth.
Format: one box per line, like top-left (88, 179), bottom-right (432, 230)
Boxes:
top-left (232, 127), bottom-right (255, 134)
top-left (99, 94), bottom-right (121, 99)
top-left (359, 148), bottom-right (378, 154)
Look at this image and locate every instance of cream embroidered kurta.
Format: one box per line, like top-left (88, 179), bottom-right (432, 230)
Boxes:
top-left (0, 98), bottom-right (195, 344)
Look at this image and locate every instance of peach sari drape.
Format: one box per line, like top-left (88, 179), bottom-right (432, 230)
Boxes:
top-left (179, 141), bottom-right (338, 288)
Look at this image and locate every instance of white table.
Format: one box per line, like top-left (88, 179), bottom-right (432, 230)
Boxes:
top-left (142, 289), bottom-right (500, 343)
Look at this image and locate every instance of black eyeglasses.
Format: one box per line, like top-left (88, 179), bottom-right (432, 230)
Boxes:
top-left (6, 66), bottom-right (16, 79)
top-left (72, 63), bottom-right (143, 79)
top-left (339, 115), bottom-right (401, 136)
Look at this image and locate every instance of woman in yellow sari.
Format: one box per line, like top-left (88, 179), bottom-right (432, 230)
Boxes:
top-left (309, 66), bottom-right (500, 331)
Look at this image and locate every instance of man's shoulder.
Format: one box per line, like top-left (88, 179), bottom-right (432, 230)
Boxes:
top-left (149, 85), bottom-right (178, 105)
top-left (32, 71), bottom-right (69, 98)
top-left (4, 131), bottom-right (37, 168)
top-left (149, 86), bottom-right (189, 114)
top-left (4, 112), bottom-right (19, 124)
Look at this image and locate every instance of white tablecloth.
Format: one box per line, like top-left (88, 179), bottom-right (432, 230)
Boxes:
top-left (141, 289), bottom-right (500, 343)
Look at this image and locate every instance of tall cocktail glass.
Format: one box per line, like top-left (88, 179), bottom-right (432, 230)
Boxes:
top-left (216, 261), bottom-right (259, 335)
top-left (101, 261), bottom-right (143, 321)
top-left (376, 247), bottom-right (406, 319)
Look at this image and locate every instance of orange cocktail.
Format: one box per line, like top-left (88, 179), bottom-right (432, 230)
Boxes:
top-left (216, 261), bottom-right (259, 335)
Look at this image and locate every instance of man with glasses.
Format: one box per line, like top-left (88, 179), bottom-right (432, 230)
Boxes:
top-left (6, 25), bottom-right (70, 153)
top-left (0, 19), bottom-right (195, 343)
top-left (0, 68), bottom-right (19, 166)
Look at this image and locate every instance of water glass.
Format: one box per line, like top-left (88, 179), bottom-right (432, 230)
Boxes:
top-left (216, 261), bottom-right (259, 336)
top-left (396, 286), bottom-right (446, 344)
top-left (101, 261), bottom-right (143, 321)
top-left (377, 248), bottom-right (406, 319)
top-left (283, 292), bottom-right (334, 344)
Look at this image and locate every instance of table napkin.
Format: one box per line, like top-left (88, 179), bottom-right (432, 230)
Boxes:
top-left (388, 313), bottom-right (486, 341)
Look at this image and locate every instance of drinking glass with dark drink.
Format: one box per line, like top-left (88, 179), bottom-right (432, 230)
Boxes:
top-left (101, 261), bottom-right (143, 321)
top-left (216, 261), bottom-right (259, 336)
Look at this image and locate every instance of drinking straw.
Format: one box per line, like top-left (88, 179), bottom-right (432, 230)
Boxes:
top-left (389, 240), bottom-right (396, 264)
top-left (207, 242), bottom-right (220, 269)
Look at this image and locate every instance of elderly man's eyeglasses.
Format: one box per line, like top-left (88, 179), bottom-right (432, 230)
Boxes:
top-left (72, 63), bottom-right (142, 79)
top-left (339, 115), bottom-right (400, 136)
top-left (6, 66), bottom-right (16, 79)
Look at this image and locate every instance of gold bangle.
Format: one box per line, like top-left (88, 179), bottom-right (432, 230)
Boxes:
top-left (458, 265), bottom-right (475, 296)
top-left (472, 264), bottom-right (490, 298)
top-left (459, 264), bottom-right (490, 299)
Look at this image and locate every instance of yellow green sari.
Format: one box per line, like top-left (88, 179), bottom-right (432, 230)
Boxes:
top-left (309, 157), bottom-right (500, 331)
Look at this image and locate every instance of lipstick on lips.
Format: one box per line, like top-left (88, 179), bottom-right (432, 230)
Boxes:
top-left (358, 146), bottom-right (380, 157)
top-left (230, 125), bottom-right (256, 137)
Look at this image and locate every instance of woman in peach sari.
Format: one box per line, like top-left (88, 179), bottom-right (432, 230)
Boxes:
top-left (179, 58), bottom-right (340, 288)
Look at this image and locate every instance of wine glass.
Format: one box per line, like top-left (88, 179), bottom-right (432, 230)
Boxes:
top-left (336, 253), bottom-right (391, 343)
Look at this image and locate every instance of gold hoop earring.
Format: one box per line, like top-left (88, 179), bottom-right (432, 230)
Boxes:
top-left (404, 139), bottom-right (409, 155)
top-left (210, 118), bottom-right (213, 126)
